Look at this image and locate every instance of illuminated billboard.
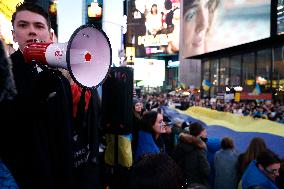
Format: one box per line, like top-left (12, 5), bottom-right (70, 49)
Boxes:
top-left (127, 0), bottom-right (180, 57)
top-left (278, 0), bottom-right (284, 34)
top-left (133, 58), bottom-right (165, 87)
top-left (0, 0), bottom-right (23, 20)
top-left (0, 0), bottom-right (23, 46)
top-left (181, 0), bottom-right (271, 58)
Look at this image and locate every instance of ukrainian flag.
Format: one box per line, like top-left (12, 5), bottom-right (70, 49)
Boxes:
top-left (252, 83), bottom-right (261, 95)
top-left (162, 106), bottom-right (284, 156)
top-left (202, 80), bottom-right (213, 91)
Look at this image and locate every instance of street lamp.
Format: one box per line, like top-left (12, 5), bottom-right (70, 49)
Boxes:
top-left (88, 1), bottom-right (102, 18)
top-left (87, 0), bottom-right (102, 29)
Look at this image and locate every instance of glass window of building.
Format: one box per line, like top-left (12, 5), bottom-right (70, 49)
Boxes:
top-left (272, 46), bottom-right (284, 101)
top-left (210, 59), bottom-right (218, 97)
top-left (203, 60), bottom-right (210, 80)
top-left (219, 57), bottom-right (229, 93)
top-left (242, 53), bottom-right (255, 92)
top-left (256, 49), bottom-right (271, 92)
top-left (230, 55), bottom-right (241, 87)
top-left (202, 60), bottom-right (210, 97)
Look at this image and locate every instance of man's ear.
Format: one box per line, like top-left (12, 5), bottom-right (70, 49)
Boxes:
top-left (12, 30), bottom-right (17, 43)
top-left (49, 29), bottom-right (54, 42)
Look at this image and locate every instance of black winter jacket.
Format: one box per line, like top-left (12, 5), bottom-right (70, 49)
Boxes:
top-left (172, 141), bottom-right (210, 187)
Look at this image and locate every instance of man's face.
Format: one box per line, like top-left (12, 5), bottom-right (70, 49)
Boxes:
top-left (12, 10), bottom-right (53, 52)
top-left (200, 129), bottom-right (207, 138)
top-left (261, 163), bottom-right (280, 181)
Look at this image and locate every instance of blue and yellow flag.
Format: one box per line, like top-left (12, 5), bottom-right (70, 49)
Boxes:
top-left (202, 80), bottom-right (213, 91)
top-left (162, 106), bottom-right (284, 156)
top-left (252, 83), bottom-right (261, 95)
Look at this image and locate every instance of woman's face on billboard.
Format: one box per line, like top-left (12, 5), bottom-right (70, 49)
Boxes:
top-left (183, 0), bottom-right (211, 57)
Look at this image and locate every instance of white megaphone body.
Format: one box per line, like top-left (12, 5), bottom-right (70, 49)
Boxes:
top-left (23, 25), bottom-right (112, 89)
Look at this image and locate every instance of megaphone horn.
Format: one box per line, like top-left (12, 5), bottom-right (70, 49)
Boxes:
top-left (23, 25), bottom-right (112, 89)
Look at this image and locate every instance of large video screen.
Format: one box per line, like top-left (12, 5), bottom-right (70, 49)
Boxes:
top-left (127, 0), bottom-right (180, 57)
top-left (182, 0), bottom-right (271, 58)
top-left (133, 58), bottom-right (165, 87)
top-left (278, 0), bottom-right (284, 34)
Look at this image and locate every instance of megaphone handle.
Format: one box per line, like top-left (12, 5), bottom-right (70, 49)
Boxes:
top-left (23, 42), bottom-right (52, 64)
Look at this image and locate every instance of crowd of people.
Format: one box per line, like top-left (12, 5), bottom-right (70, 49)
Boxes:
top-left (162, 93), bottom-right (284, 123)
top-left (129, 93), bottom-right (284, 189)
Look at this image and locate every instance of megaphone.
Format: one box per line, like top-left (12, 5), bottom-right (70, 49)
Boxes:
top-left (23, 25), bottom-right (112, 89)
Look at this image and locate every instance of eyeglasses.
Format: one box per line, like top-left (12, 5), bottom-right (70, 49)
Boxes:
top-left (265, 167), bottom-right (279, 175)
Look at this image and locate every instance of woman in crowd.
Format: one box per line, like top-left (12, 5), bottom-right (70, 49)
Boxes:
top-left (237, 137), bottom-right (267, 182)
top-left (132, 98), bottom-right (143, 154)
top-left (134, 111), bottom-right (166, 161)
top-left (214, 137), bottom-right (238, 189)
top-left (0, 37), bottom-right (19, 189)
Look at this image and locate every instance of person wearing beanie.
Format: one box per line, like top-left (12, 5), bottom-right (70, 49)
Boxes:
top-left (172, 122), bottom-right (210, 187)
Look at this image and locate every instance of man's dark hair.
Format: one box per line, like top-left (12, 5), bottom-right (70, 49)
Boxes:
top-left (256, 149), bottom-right (280, 168)
top-left (189, 122), bottom-right (204, 137)
top-left (128, 153), bottom-right (183, 189)
top-left (11, 2), bottom-right (51, 29)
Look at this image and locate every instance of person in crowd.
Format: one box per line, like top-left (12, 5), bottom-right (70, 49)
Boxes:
top-left (132, 98), bottom-right (143, 154)
top-left (0, 37), bottom-right (17, 103)
top-left (0, 38), bottom-right (19, 189)
top-left (167, 118), bottom-right (207, 158)
top-left (1, 3), bottom-right (72, 188)
top-left (0, 159), bottom-right (19, 189)
top-left (0, 3), bottom-right (101, 189)
top-left (276, 157), bottom-right (284, 189)
top-left (172, 122), bottom-right (210, 187)
top-left (171, 118), bottom-right (186, 146)
top-left (239, 149), bottom-right (280, 189)
top-left (237, 137), bottom-right (268, 182)
top-left (182, 0), bottom-right (220, 58)
top-left (128, 153), bottom-right (183, 189)
top-left (205, 136), bottom-right (221, 188)
top-left (214, 137), bottom-right (238, 189)
top-left (134, 111), bottom-right (167, 161)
